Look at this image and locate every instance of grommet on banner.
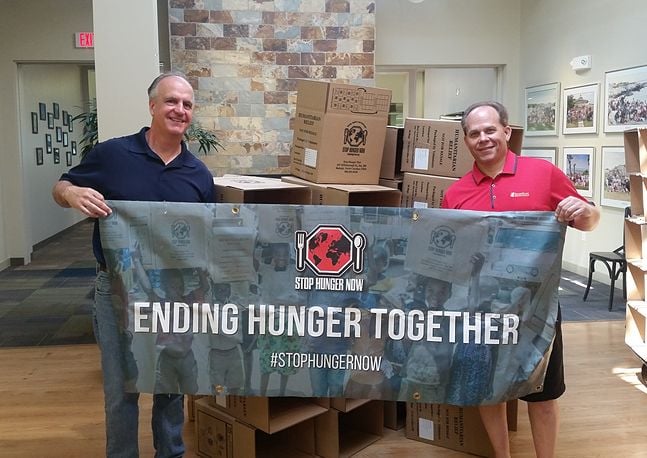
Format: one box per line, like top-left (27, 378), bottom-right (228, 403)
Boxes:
top-left (413, 392), bottom-right (421, 400)
top-left (412, 211), bottom-right (419, 221)
top-left (214, 385), bottom-right (224, 394)
top-left (231, 206), bottom-right (239, 215)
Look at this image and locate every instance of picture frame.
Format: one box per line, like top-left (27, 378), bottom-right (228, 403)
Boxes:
top-left (604, 64), bottom-right (647, 132)
top-left (53, 102), bottom-right (60, 119)
top-left (601, 146), bottom-right (630, 208)
top-left (524, 82), bottom-right (560, 136)
top-left (66, 150), bottom-right (72, 167)
top-left (56, 126), bottom-right (63, 143)
top-left (71, 141), bottom-right (77, 155)
top-left (36, 147), bottom-right (44, 166)
top-left (31, 112), bottom-right (38, 134)
top-left (47, 112), bottom-right (54, 129)
top-left (562, 83), bottom-right (599, 134)
top-left (53, 148), bottom-right (60, 164)
top-left (562, 147), bottom-right (594, 198)
top-left (62, 110), bottom-right (68, 126)
top-left (45, 134), bottom-right (52, 153)
top-left (68, 113), bottom-right (74, 132)
top-left (63, 132), bottom-right (69, 147)
top-left (38, 102), bottom-right (47, 121)
top-left (520, 147), bottom-right (557, 165)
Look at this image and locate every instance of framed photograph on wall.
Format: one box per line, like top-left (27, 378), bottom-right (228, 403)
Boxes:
top-left (66, 150), bottom-right (73, 167)
top-left (53, 102), bottom-right (60, 119)
top-left (38, 102), bottom-right (47, 121)
top-left (36, 147), bottom-right (44, 166)
top-left (62, 110), bottom-right (68, 126)
top-left (563, 83), bottom-right (599, 134)
top-left (604, 64), bottom-right (647, 132)
top-left (45, 133), bottom-right (52, 153)
top-left (71, 141), bottom-right (77, 155)
top-left (63, 132), bottom-right (69, 147)
top-left (68, 113), bottom-right (74, 132)
top-left (47, 112), bottom-right (54, 129)
top-left (56, 126), bottom-right (63, 142)
top-left (524, 82), bottom-right (560, 136)
top-left (601, 146), bottom-right (630, 208)
top-left (31, 112), bottom-right (39, 134)
top-left (562, 147), bottom-right (594, 198)
top-left (53, 148), bottom-right (60, 164)
top-left (520, 147), bottom-right (557, 164)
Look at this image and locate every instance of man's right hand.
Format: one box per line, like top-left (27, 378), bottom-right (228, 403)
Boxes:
top-left (52, 181), bottom-right (112, 217)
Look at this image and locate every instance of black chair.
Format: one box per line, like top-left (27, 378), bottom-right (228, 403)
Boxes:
top-left (582, 207), bottom-right (630, 311)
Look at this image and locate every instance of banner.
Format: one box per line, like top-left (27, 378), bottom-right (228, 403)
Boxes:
top-left (99, 201), bottom-right (566, 406)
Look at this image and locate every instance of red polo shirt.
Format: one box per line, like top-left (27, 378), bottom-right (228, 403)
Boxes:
top-left (441, 151), bottom-right (588, 211)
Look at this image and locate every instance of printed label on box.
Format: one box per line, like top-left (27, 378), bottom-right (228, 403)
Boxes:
top-left (304, 148), bottom-right (318, 167)
top-left (413, 147), bottom-right (429, 170)
top-left (413, 201), bottom-right (428, 208)
top-left (418, 418), bottom-right (435, 440)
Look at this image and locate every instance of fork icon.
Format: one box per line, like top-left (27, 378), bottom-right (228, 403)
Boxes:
top-left (295, 231), bottom-right (306, 271)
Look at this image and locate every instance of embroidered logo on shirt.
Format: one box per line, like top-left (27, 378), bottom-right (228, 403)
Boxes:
top-left (510, 192), bottom-right (530, 198)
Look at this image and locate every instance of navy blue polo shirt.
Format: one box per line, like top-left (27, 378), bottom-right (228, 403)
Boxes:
top-left (60, 127), bottom-right (215, 265)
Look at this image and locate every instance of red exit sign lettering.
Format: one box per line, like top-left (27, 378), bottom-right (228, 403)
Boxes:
top-left (74, 32), bottom-right (94, 48)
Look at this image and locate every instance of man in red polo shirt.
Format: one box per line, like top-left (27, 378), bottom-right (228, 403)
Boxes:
top-left (442, 101), bottom-right (599, 458)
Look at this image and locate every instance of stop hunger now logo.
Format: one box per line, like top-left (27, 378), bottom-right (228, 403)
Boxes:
top-left (295, 225), bottom-right (367, 276)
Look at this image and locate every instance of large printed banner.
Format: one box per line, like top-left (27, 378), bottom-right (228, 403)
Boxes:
top-left (100, 201), bottom-right (566, 406)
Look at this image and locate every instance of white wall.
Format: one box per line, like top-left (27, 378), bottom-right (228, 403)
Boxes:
top-left (0, 0), bottom-right (93, 267)
top-left (375, 0), bottom-right (522, 117)
top-left (519, 0), bottom-right (647, 277)
top-left (18, 64), bottom-right (88, 246)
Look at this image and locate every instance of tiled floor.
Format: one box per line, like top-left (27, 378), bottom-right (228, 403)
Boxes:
top-left (0, 218), bottom-right (625, 347)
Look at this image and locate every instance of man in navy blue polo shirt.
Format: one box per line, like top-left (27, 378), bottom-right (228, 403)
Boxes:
top-left (52, 72), bottom-right (214, 458)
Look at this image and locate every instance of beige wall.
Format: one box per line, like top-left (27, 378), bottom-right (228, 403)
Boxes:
top-left (519, 0), bottom-right (647, 277)
top-left (0, 0), bottom-right (93, 267)
top-left (93, 0), bottom-right (159, 141)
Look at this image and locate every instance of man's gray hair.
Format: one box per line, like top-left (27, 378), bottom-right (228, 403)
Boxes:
top-left (461, 101), bottom-right (509, 133)
top-left (147, 71), bottom-right (191, 100)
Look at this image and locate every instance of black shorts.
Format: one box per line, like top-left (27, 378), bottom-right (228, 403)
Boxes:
top-left (521, 307), bottom-right (565, 402)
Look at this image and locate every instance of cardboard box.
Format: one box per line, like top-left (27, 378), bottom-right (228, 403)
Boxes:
top-left (290, 79), bottom-right (392, 184)
top-left (624, 128), bottom-right (647, 175)
top-left (209, 395), bottom-right (328, 434)
top-left (401, 172), bottom-right (458, 208)
top-left (625, 129), bottom-right (647, 216)
top-left (380, 126), bottom-right (404, 179)
top-left (281, 175), bottom-right (402, 207)
top-left (213, 174), bottom-right (311, 204)
top-left (626, 301), bottom-right (647, 363)
top-left (400, 118), bottom-right (523, 178)
top-left (405, 400), bottom-right (518, 458)
top-left (195, 398), bottom-right (316, 458)
top-left (315, 400), bottom-right (384, 458)
top-left (378, 178), bottom-right (403, 190)
top-left (383, 400), bottom-right (406, 430)
top-left (330, 397), bottom-right (371, 413)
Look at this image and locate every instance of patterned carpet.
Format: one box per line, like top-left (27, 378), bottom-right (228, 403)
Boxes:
top-left (0, 219), bottom-right (626, 347)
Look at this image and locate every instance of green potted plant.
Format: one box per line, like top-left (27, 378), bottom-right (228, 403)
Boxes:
top-left (72, 99), bottom-right (222, 158)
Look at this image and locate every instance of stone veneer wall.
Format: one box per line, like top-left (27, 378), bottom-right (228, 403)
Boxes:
top-left (168, 0), bottom-right (376, 176)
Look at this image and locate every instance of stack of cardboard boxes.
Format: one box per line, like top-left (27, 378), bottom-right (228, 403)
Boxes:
top-left (203, 80), bottom-right (525, 456)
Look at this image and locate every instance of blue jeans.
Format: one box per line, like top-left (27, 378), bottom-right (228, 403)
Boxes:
top-left (94, 271), bottom-right (185, 458)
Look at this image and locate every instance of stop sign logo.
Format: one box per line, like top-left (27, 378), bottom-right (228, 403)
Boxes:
top-left (295, 225), bottom-right (366, 276)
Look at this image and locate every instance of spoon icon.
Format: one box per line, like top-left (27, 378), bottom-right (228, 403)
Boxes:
top-left (352, 233), bottom-right (366, 272)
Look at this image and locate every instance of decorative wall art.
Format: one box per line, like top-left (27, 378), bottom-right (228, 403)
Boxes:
top-left (604, 65), bottom-right (647, 132)
top-left (525, 82), bottom-right (560, 136)
top-left (562, 83), bottom-right (599, 134)
top-left (600, 146), bottom-right (630, 208)
top-left (562, 147), bottom-right (594, 198)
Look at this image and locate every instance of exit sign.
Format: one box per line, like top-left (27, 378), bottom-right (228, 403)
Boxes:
top-left (74, 32), bottom-right (94, 48)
